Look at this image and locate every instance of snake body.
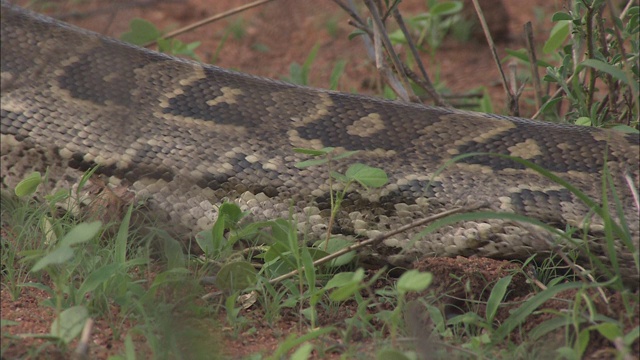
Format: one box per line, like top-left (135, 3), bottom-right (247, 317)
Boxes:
top-left (1, 2), bottom-right (638, 281)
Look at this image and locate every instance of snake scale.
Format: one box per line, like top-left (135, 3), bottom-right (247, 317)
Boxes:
top-left (1, 2), bottom-right (638, 283)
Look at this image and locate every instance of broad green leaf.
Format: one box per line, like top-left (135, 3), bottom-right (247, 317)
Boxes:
top-left (388, 29), bottom-right (407, 44)
top-left (624, 326), bottom-right (640, 346)
top-left (579, 59), bottom-right (637, 91)
top-left (397, 270), bottom-right (432, 294)
top-left (290, 342), bottom-right (314, 360)
top-left (50, 305), bottom-right (88, 344)
top-left (14, 172), bottom-right (41, 197)
top-left (430, 1), bottom-right (463, 16)
top-left (376, 348), bottom-right (412, 360)
top-left (594, 322), bottom-right (623, 341)
top-left (219, 202), bottom-right (244, 224)
top-left (551, 12), bottom-right (572, 21)
top-left (493, 282), bottom-right (587, 341)
top-left (575, 117), bottom-right (592, 126)
top-left (345, 163), bottom-right (388, 188)
top-left (215, 261), bottom-right (258, 291)
top-left (486, 275), bottom-right (512, 323)
top-left (530, 316), bottom-right (574, 340)
top-left (124, 332), bottom-right (136, 360)
top-left (31, 246), bottom-right (73, 272)
top-left (59, 221), bottom-right (102, 247)
top-left (301, 247), bottom-right (316, 290)
top-left (121, 19), bottom-right (160, 45)
top-left (612, 125), bottom-right (640, 134)
top-left (330, 171), bottom-right (349, 183)
top-left (327, 268), bottom-right (365, 301)
top-left (314, 237), bottom-right (355, 267)
top-left (325, 271), bottom-right (361, 289)
top-left (576, 329), bottom-right (590, 358)
top-left (149, 268), bottom-right (191, 288)
top-left (543, 20), bottom-right (570, 54)
top-left (77, 263), bottom-right (120, 301)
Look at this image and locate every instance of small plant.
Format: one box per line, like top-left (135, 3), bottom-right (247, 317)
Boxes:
top-left (121, 18), bottom-right (202, 60)
top-left (294, 147), bottom-right (388, 244)
top-left (388, 1), bottom-right (464, 54)
top-left (507, 1), bottom-right (639, 125)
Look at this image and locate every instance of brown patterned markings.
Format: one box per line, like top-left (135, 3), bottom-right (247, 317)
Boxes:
top-left (56, 40), bottom-right (156, 107)
top-left (206, 86), bottom-right (244, 106)
top-left (502, 187), bottom-right (576, 224)
top-left (346, 113), bottom-right (385, 137)
top-left (292, 92), bottom-right (441, 151)
top-left (419, 113), bottom-right (516, 155)
top-left (507, 138), bottom-right (542, 159)
top-left (272, 90), bottom-right (335, 126)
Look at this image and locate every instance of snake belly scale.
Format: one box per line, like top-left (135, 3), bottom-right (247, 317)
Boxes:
top-left (1, 2), bottom-right (638, 282)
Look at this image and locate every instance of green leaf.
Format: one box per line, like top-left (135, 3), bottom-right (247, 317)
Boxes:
top-left (388, 29), bottom-right (407, 44)
top-left (14, 172), bottom-right (41, 197)
top-left (59, 221), bottom-right (102, 247)
top-left (486, 275), bottom-right (512, 323)
top-left (493, 282), bottom-right (587, 341)
top-left (612, 125), bottom-right (640, 134)
top-left (624, 326), bottom-right (640, 346)
top-left (327, 268), bottom-right (365, 301)
top-left (594, 322), bottom-right (623, 341)
top-left (348, 29), bottom-right (366, 40)
top-left (376, 348), bottom-right (412, 360)
top-left (575, 117), bottom-right (592, 126)
top-left (293, 147), bottom-right (335, 156)
top-left (430, 1), bottom-right (463, 16)
top-left (31, 246), bottom-right (74, 272)
top-left (579, 59), bottom-right (637, 92)
top-left (329, 60), bottom-right (347, 90)
top-left (124, 332), bottom-right (136, 360)
top-left (325, 271), bottom-right (360, 289)
top-left (120, 19), bottom-right (161, 45)
top-left (267, 327), bottom-right (334, 360)
top-left (295, 157), bottom-right (330, 168)
top-left (301, 247), bottom-right (316, 290)
top-left (115, 204), bottom-right (133, 265)
top-left (314, 237), bottom-right (355, 267)
top-left (332, 150), bottom-right (360, 161)
top-left (397, 270), bottom-right (432, 294)
top-left (551, 12), bottom-right (573, 21)
top-left (504, 48), bottom-right (553, 68)
top-left (290, 342), bottom-right (314, 360)
top-left (575, 328), bottom-right (590, 358)
top-left (530, 316), bottom-right (574, 341)
top-left (330, 171), bottom-right (349, 183)
top-left (50, 305), bottom-right (88, 344)
top-left (77, 263), bottom-right (120, 301)
top-left (345, 163), bottom-right (388, 188)
top-left (1, 319), bottom-right (19, 327)
top-left (215, 261), bottom-right (258, 291)
top-left (543, 20), bottom-right (570, 54)
top-left (200, 202), bottom-right (245, 256)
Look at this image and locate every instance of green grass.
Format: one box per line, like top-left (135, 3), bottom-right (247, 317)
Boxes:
top-left (2, 1), bottom-right (639, 359)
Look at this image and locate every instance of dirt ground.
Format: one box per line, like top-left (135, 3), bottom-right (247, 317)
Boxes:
top-left (1, 0), bottom-right (638, 359)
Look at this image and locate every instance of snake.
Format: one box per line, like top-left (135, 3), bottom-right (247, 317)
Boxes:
top-left (1, 1), bottom-right (638, 283)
